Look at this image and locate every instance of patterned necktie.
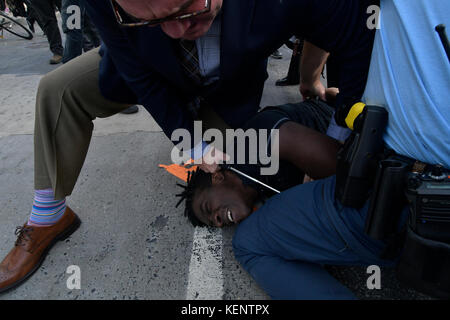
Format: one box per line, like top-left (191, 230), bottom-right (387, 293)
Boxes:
top-left (178, 39), bottom-right (203, 86)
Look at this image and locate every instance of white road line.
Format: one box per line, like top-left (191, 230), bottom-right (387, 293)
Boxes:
top-left (186, 227), bottom-right (224, 300)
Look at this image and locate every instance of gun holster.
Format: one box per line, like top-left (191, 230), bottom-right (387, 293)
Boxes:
top-left (335, 104), bottom-right (388, 208)
top-left (364, 155), bottom-right (414, 240)
top-left (334, 103), bottom-right (450, 298)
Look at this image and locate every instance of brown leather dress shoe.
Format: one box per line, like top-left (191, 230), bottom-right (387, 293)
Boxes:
top-left (0, 207), bottom-right (81, 294)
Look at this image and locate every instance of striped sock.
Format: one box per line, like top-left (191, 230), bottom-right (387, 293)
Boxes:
top-left (28, 189), bottom-right (67, 226)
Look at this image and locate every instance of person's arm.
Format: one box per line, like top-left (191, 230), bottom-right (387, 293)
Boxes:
top-left (299, 41), bottom-right (329, 100)
top-left (278, 121), bottom-right (340, 180)
top-left (299, 41), bottom-right (339, 103)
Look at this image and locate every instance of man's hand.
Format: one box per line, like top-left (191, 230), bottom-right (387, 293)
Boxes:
top-left (325, 87), bottom-right (339, 103)
top-left (300, 41), bottom-right (342, 102)
top-left (300, 80), bottom-right (339, 103)
top-left (300, 80), bottom-right (326, 101)
top-left (198, 146), bottom-right (230, 173)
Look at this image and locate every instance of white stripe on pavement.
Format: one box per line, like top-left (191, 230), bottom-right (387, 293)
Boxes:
top-left (186, 227), bottom-right (224, 300)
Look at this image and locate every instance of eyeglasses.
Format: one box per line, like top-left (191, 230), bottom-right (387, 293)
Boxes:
top-left (110, 0), bottom-right (211, 27)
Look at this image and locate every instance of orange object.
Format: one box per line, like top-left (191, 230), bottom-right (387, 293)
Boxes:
top-left (159, 161), bottom-right (198, 182)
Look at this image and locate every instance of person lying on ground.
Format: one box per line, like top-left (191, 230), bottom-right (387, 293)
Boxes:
top-left (176, 100), bottom-right (340, 228)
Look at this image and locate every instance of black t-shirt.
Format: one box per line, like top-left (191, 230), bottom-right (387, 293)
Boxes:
top-left (225, 100), bottom-right (333, 199)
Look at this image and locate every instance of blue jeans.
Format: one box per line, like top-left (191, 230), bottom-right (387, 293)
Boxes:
top-left (233, 176), bottom-right (399, 299)
top-left (61, 0), bottom-right (100, 63)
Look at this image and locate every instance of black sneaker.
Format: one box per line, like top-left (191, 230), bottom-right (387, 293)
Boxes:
top-left (275, 77), bottom-right (300, 87)
top-left (270, 49), bottom-right (283, 59)
top-left (120, 105), bottom-right (139, 114)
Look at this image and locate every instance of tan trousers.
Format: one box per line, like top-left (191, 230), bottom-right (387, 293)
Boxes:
top-left (34, 48), bottom-right (229, 200)
top-left (34, 48), bottom-right (131, 199)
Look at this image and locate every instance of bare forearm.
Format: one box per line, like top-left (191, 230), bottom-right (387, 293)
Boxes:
top-left (300, 41), bottom-right (329, 84)
top-left (279, 122), bottom-right (340, 179)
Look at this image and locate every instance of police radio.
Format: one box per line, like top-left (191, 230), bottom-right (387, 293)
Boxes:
top-left (405, 164), bottom-right (450, 242)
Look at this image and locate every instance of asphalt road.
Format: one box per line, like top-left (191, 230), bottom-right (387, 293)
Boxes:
top-left (0, 15), bottom-right (432, 300)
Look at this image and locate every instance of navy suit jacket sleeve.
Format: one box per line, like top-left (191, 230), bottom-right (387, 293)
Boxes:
top-left (84, 0), bottom-right (196, 144)
top-left (84, 0), bottom-right (378, 142)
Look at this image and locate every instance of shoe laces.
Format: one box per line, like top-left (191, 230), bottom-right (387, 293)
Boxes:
top-left (14, 226), bottom-right (34, 247)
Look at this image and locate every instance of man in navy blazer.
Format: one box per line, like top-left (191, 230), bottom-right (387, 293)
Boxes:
top-left (86, 0), bottom-right (376, 144)
top-left (0, 0), bottom-right (378, 293)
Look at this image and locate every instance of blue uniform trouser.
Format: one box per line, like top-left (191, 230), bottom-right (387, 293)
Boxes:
top-left (233, 176), bottom-right (400, 299)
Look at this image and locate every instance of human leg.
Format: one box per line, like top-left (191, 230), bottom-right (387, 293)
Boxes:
top-left (61, 0), bottom-right (83, 63)
top-left (233, 176), bottom-right (393, 299)
top-left (28, 0), bottom-right (63, 61)
top-left (24, 1), bottom-right (43, 33)
top-left (276, 38), bottom-right (303, 86)
top-left (34, 47), bottom-right (133, 198)
top-left (0, 48), bottom-right (132, 292)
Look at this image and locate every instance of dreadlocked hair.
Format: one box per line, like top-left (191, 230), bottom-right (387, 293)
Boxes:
top-left (176, 168), bottom-right (213, 227)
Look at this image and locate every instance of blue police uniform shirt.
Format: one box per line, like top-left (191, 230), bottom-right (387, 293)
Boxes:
top-left (362, 0), bottom-right (450, 169)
